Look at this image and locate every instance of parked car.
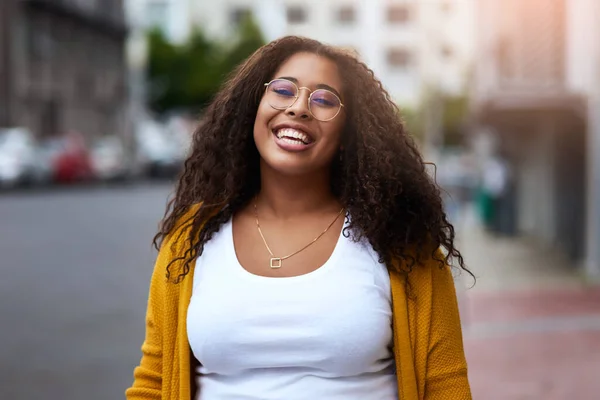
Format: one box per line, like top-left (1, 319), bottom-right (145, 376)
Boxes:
top-left (135, 121), bottom-right (182, 179)
top-left (41, 132), bottom-right (94, 184)
top-left (90, 136), bottom-right (130, 182)
top-left (0, 127), bottom-right (51, 188)
top-left (165, 114), bottom-right (194, 160)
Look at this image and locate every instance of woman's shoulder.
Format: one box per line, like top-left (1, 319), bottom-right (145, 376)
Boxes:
top-left (391, 247), bottom-right (457, 299)
top-left (164, 203), bottom-right (203, 238)
top-left (153, 203), bottom-right (204, 282)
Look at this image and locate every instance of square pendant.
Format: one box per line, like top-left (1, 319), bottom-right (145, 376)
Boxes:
top-left (270, 257), bottom-right (282, 269)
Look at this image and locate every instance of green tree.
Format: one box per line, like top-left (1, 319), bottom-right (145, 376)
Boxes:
top-left (400, 106), bottom-right (425, 146)
top-left (180, 28), bottom-right (225, 110)
top-left (146, 15), bottom-right (266, 114)
top-left (417, 85), bottom-right (470, 150)
top-left (440, 94), bottom-right (468, 147)
top-left (220, 14), bottom-right (266, 75)
top-left (146, 28), bottom-right (180, 113)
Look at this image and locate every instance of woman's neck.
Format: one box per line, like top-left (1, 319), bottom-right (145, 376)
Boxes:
top-left (256, 162), bottom-right (340, 219)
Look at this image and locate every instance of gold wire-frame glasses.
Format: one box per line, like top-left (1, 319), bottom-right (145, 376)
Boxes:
top-left (263, 79), bottom-right (345, 122)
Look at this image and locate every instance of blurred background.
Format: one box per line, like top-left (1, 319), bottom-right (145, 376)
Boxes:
top-left (1, 0), bottom-right (599, 399)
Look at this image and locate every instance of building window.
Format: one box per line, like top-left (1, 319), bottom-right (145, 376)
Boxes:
top-left (146, 1), bottom-right (169, 32)
top-left (338, 5), bottom-right (356, 24)
top-left (387, 48), bottom-right (411, 69)
top-left (287, 6), bottom-right (307, 24)
top-left (441, 1), bottom-right (453, 13)
top-left (230, 7), bottom-right (252, 26)
top-left (73, 0), bottom-right (101, 12)
top-left (27, 19), bottom-right (53, 62)
top-left (441, 45), bottom-right (454, 59)
top-left (387, 5), bottom-right (411, 24)
top-left (104, 0), bottom-right (124, 23)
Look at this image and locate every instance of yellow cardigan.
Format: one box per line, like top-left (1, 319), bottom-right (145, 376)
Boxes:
top-left (126, 217), bottom-right (472, 400)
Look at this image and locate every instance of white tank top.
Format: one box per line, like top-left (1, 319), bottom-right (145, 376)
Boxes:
top-left (187, 216), bottom-right (398, 400)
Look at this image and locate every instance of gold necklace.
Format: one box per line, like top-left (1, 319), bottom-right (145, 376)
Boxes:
top-left (254, 201), bottom-right (345, 269)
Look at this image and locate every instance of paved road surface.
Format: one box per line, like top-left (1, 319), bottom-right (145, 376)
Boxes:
top-left (0, 183), bottom-right (173, 400)
top-left (459, 213), bottom-right (600, 400)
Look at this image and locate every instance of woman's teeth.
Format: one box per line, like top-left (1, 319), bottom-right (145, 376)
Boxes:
top-left (275, 128), bottom-right (311, 144)
top-left (281, 137), bottom-right (304, 145)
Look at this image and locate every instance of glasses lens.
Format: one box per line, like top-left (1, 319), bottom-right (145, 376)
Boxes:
top-left (266, 79), bottom-right (297, 109)
top-left (310, 90), bottom-right (341, 121)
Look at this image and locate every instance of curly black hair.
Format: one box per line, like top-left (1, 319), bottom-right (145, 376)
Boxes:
top-left (154, 36), bottom-right (471, 284)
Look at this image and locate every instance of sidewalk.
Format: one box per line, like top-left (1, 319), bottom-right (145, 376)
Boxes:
top-left (454, 208), bottom-right (600, 400)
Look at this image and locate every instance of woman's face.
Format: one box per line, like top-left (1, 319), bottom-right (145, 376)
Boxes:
top-left (253, 52), bottom-right (346, 176)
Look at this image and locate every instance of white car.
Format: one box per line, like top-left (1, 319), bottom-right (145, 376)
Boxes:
top-left (135, 121), bottom-right (182, 179)
top-left (0, 128), bottom-right (51, 188)
top-left (91, 136), bottom-right (130, 181)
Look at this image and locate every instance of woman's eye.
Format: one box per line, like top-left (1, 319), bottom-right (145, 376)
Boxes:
top-left (312, 97), bottom-right (335, 107)
top-left (274, 89), bottom-right (295, 96)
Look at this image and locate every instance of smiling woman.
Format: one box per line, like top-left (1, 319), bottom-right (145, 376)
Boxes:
top-left (126, 36), bottom-right (473, 400)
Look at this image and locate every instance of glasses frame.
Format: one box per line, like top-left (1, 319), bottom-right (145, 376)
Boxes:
top-left (263, 79), bottom-right (345, 122)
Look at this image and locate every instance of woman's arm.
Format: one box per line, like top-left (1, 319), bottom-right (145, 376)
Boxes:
top-left (425, 259), bottom-right (472, 399)
top-left (126, 225), bottom-right (191, 398)
top-left (125, 260), bottom-right (165, 399)
top-left (126, 206), bottom-right (199, 399)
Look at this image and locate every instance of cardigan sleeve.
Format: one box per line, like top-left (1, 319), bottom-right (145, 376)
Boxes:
top-left (424, 258), bottom-right (472, 399)
top-left (125, 242), bottom-right (171, 399)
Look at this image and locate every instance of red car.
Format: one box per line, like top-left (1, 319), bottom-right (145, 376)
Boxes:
top-left (42, 132), bottom-right (94, 183)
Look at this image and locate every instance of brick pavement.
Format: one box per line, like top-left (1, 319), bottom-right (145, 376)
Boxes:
top-left (454, 210), bottom-right (600, 399)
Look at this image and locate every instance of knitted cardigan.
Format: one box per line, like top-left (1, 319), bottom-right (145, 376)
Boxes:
top-left (126, 215), bottom-right (472, 400)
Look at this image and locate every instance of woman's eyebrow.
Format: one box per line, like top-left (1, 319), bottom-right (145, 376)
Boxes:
top-left (316, 84), bottom-right (342, 100)
top-left (277, 76), bottom-right (298, 83)
top-left (276, 76), bottom-right (343, 100)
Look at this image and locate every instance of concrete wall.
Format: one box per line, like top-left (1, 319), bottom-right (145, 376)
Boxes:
top-left (503, 113), bottom-right (586, 261)
top-left (516, 122), bottom-right (554, 242)
top-left (585, 0), bottom-right (600, 276)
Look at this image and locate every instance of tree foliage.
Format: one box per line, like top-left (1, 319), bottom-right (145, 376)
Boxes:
top-left (441, 94), bottom-right (468, 147)
top-left (416, 85), bottom-right (470, 149)
top-left (147, 15), bottom-right (266, 114)
top-left (401, 106), bottom-right (425, 145)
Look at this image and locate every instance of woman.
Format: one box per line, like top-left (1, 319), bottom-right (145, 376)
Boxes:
top-left (127, 36), bottom-right (472, 400)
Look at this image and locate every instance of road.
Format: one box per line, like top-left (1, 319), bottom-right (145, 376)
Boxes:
top-left (0, 183), bottom-right (174, 400)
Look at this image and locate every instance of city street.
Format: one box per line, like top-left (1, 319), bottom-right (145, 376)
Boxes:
top-left (2, 0), bottom-right (600, 399)
top-left (1, 185), bottom-right (599, 399)
top-left (0, 183), bottom-right (174, 400)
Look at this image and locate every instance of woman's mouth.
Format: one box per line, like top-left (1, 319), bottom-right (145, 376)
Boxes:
top-left (273, 128), bottom-right (314, 145)
top-left (271, 127), bottom-right (316, 153)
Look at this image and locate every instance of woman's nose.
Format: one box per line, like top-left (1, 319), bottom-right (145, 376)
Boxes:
top-left (285, 88), bottom-right (312, 119)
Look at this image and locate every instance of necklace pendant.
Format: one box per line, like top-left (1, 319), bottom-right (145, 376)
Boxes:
top-left (270, 257), bottom-right (282, 269)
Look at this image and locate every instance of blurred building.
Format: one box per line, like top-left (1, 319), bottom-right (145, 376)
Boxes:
top-left (0, 0), bottom-right (128, 141)
top-left (136, 0), bottom-right (474, 108)
top-left (193, 0), bottom-right (423, 105)
top-left (471, 0), bottom-right (600, 277)
top-left (126, 0), bottom-right (192, 45)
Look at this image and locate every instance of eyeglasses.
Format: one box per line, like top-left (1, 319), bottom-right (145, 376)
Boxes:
top-left (263, 79), bottom-right (344, 122)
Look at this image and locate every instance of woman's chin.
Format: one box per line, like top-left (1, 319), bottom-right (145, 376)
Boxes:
top-left (260, 155), bottom-right (318, 177)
